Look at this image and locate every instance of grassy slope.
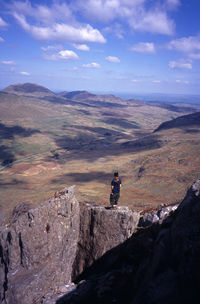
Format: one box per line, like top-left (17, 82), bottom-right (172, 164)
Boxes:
top-left (0, 90), bottom-right (200, 214)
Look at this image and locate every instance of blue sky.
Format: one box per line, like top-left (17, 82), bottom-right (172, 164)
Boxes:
top-left (0, 0), bottom-right (200, 95)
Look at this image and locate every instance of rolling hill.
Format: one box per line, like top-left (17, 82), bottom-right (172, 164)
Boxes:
top-left (154, 111), bottom-right (200, 132)
top-left (0, 82), bottom-right (200, 214)
top-left (3, 82), bottom-right (56, 98)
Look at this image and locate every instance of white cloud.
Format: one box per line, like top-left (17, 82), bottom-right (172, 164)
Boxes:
top-left (9, 1), bottom-right (74, 25)
top-left (168, 60), bottom-right (192, 69)
top-left (131, 79), bottom-right (142, 83)
top-left (59, 50), bottom-right (79, 60)
top-left (72, 44), bottom-right (90, 51)
top-left (129, 10), bottom-right (174, 35)
top-left (175, 79), bottom-right (189, 84)
top-left (105, 56), bottom-right (120, 63)
top-left (0, 17), bottom-right (8, 27)
top-left (43, 49), bottom-right (79, 61)
top-left (164, 0), bottom-right (180, 10)
top-left (10, 0), bottom-right (106, 44)
top-left (168, 36), bottom-right (200, 53)
top-left (74, 0), bottom-right (175, 35)
top-left (13, 12), bottom-right (106, 43)
top-left (2, 60), bottom-right (16, 65)
top-left (130, 42), bottom-right (155, 53)
top-left (41, 44), bottom-right (63, 51)
top-left (10, 0), bottom-right (176, 42)
top-left (189, 53), bottom-right (200, 60)
top-left (20, 71), bottom-right (30, 75)
top-left (82, 62), bottom-right (101, 68)
top-left (62, 67), bottom-right (79, 71)
top-left (0, 36), bottom-right (5, 42)
top-left (104, 23), bottom-right (125, 39)
top-left (153, 80), bottom-right (161, 83)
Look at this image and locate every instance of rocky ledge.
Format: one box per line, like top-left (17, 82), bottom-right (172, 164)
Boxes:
top-left (0, 188), bottom-right (140, 304)
top-left (1, 179), bottom-right (199, 304)
top-left (57, 179), bottom-right (200, 304)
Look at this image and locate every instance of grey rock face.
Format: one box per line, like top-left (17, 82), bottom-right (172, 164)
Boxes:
top-left (0, 189), bottom-right (140, 304)
top-left (138, 204), bottom-right (178, 227)
top-left (0, 186), bottom-right (80, 304)
top-left (72, 204), bottom-right (140, 280)
top-left (56, 179), bottom-right (200, 304)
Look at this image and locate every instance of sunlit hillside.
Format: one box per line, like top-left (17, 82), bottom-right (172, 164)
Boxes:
top-left (0, 83), bottom-right (200, 215)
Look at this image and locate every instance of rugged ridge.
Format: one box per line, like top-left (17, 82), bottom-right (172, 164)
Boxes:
top-left (0, 186), bottom-right (80, 304)
top-left (57, 179), bottom-right (200, 304)
top-left (0, 189), bottom-right (140, 304)
top-left (1, 180), bottom-right (199, 304)
top-left (72, 203), bottom-right (140, 281)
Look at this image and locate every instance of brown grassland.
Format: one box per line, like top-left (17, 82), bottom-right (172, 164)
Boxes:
top-left (0, 85), bottom-right (200, 217)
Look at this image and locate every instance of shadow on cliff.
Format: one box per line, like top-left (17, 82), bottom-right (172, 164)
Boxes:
top-left (56, 222), bottom-right (163, 304)
top-left (57, 183), bottom-right (200, 304)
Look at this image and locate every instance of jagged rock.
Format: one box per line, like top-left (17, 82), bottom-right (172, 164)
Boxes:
top-left (72, 203), bottom-right (140, 280)
top-left (56, 179), bottom-right (200, 304)
top-left (0, 186), bottom-right (80, 304)
top-left (138, 204), bottom-right (178, 227)
top-left (0, 189), bottom-right (140, 304)
top-left (42, 283), bottom-right (76, 304)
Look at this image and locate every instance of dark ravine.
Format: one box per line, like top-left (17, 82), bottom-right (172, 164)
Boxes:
top-left (0, 180), bottom-right (199, 304)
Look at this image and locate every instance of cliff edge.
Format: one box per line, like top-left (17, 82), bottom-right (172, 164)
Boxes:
top-left (57, 179), bottom-right (200, 304)
top-left (0, 188), bottom-right (140, 304)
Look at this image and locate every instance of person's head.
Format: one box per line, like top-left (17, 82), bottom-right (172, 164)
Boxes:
top-left (114, 172), bottom-right (119, 181)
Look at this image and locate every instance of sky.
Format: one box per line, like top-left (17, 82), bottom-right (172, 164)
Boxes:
top-left (0, 0), bottom-right (200, 95)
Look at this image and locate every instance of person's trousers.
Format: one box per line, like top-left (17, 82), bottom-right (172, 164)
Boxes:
top-left (110, 192), bottom-right (120, 206)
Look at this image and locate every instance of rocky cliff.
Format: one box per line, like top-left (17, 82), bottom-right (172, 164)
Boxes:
top-left (0, 189), bottom-right (140, 304)
top-left (57, 179), bottom-right (200, 304)
top-left (1, 179), bottom-right (199, 304)
top-left (0, 186), bottom-right (80, 304)
top-left (72, 203), bottom-right (139, 281)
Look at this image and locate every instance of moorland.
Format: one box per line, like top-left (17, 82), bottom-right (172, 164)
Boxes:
top-left (0, 82), bottom-right (200, 215)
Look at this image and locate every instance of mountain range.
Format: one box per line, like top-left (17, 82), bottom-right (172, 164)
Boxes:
top-left (0, 82), bottom-right (200, 214)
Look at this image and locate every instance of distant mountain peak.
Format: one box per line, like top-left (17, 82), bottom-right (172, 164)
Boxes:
top-left (60, 90), bottom-right (95, 99)
top-left (2, 83), bottom-right (55, 97)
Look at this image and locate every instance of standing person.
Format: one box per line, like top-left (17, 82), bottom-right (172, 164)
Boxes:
top-left (110, 172), bottom-right (121, 207)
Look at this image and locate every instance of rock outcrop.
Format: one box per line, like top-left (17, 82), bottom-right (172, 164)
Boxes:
top-left (138, 204), bottom-right (178, 227)
top-left (1, 178), bottom-right (198, 304)
top-left (72, 203), bottom-right (139, 280)
top-left (0, 189), bottom-right (140, 304)
top-left (0, 186), bottom-right (80, 304)
top-left (57, 179), bottom-right (200, 304)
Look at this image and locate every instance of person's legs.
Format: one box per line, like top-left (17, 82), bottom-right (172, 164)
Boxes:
top-left (114, 193), bottom-right (120, 205)
top-left (110, 193), bottom-right (115, 207)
